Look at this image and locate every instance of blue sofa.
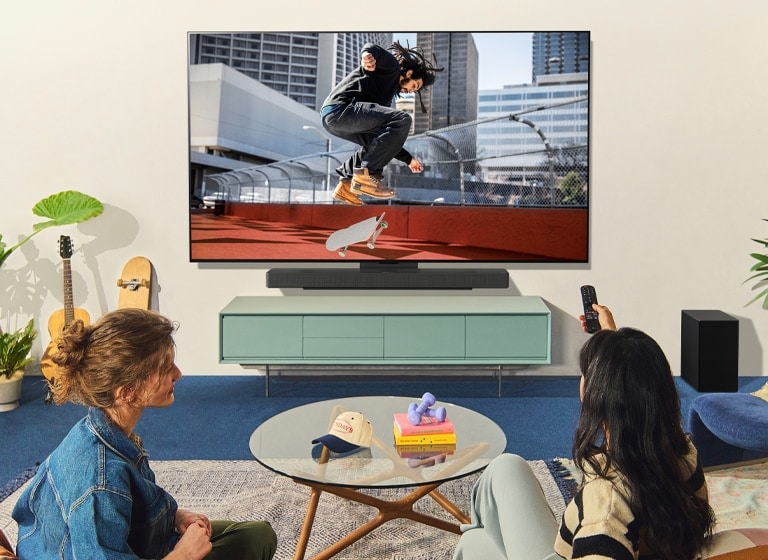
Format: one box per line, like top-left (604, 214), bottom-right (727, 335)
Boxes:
top-left (688, 390), bottom-right (768, 467)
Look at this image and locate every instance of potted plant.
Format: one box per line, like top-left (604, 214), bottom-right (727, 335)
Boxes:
top-left (0, 319), bottom-right (36, 411)
top-left (0, 190), bottom-right (103, 410)
top-left (745, 218), bottom-right (768, 309)
top-left (745, 219), bottom-right (768, 400)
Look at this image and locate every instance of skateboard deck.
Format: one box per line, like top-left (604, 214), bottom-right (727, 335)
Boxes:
top-left (117, 256), bottom-right (152, 309)
top-left (326, 213), bottom-right (387, 257)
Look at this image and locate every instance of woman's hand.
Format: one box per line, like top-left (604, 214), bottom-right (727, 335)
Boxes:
top-left (579, 304), bottom-right (617, 332)
top-left (176, 508), bottom-right (211, 537)
top-left (167, 522), bottom-right (212, 560)
top-left (361, 52), bottom-right (376, 72)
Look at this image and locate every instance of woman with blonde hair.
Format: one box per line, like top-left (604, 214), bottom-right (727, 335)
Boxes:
top-left (12, 308), bottom-right (276, 560)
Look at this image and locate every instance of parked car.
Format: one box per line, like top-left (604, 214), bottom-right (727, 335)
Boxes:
top-left (202, 192), bottom-right (230, 208)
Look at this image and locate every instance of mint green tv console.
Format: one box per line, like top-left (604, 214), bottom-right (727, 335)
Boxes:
top-left (219, 296), bottom-right (551, 395)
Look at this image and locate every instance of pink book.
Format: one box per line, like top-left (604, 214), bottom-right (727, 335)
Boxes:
top-left (393, 412), bottom-right (455, 436)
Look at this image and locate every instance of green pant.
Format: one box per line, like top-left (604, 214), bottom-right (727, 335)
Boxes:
top-left (205, 520), bottom-right (277, 560)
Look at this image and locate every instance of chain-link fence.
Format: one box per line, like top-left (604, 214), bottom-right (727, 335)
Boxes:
top-left (203, 97), bottom-right (588, 207)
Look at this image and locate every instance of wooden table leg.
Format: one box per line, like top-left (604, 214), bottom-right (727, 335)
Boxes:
top-left (429, 488), bottom-right (471, 524)
top-left (294, 485), bottom-right (323, 560)
top-left (294, 479), bottom-right (468, 560)
top-left (293, 445), bottom-right (331, 560)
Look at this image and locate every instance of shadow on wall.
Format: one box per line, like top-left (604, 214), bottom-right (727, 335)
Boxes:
top-left (730, 315), bottom-right (763, 377)
top-left (545, 302), bottom-right (591, 372)
top-left (0, 204), bottom-right (141, 362)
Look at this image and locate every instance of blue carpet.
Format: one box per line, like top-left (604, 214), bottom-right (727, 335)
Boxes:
top-left (2, 374), bottom-right (764, 491)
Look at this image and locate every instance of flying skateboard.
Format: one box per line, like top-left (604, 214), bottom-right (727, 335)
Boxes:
top-left (325, 212), bottom-right (387, 257)
top-left (116, 256), bottom-right (152, 309)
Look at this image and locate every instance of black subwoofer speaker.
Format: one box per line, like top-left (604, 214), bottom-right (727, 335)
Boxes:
top-left (681, 310), bottom-right (739, 392)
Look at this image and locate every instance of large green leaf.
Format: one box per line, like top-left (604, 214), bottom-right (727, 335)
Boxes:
top-left (0, 190), bottom-right (104, 267)
top-left (31, 190), bottom-right (104, 232)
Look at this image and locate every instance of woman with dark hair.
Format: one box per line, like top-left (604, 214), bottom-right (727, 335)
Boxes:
top-left (452, 304), bottom-right (716, 560)
top-left (12, 308), bottom-right (277, 560)
top-left (321, 40), bottom-right (443, 205)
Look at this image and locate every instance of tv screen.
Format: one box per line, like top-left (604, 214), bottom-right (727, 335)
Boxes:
top-left (188, 32), bottom-right (589, 265)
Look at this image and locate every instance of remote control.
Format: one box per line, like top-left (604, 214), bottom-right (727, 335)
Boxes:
top-left (580, 285), bottom-right (600, 333)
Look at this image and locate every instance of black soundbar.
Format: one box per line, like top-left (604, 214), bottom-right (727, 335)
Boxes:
top-left (266, 266), bottom-right (510, 290)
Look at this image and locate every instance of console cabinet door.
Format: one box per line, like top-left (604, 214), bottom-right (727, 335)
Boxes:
top-left (466, 315), bottom-right (549, 359)
top-left (221, 316), bottom-right (303, 359)
top-left (384, 316), bottom-right (466, 358)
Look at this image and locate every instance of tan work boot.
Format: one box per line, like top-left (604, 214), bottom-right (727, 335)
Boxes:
top-left (352, 168), bottom-right (396, 199)
top-left (333, 177), bottom-right (363, 205)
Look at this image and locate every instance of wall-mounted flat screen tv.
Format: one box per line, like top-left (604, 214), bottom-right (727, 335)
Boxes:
top-left (188, 31), bottom-right (590, 264)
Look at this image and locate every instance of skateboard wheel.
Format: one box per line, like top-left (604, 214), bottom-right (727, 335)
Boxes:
top-left (338, 250), bottom-right (346, 257)
top-left (367, 242), bottom-right (375, 249)
top-left (380, 221), bottom-right (388, 228)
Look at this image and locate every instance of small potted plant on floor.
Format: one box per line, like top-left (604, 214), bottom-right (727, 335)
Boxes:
top-left (0, 318), bottom-right (36, 411)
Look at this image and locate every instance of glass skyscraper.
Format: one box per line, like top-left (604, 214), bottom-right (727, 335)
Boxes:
top-left (532, 32), bottom-right (590, 81)
top-left (413, 32), bottom-right (479, 134)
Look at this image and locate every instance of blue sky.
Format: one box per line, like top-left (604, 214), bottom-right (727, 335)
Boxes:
top-left (392, 32), bottom-right (533, 90)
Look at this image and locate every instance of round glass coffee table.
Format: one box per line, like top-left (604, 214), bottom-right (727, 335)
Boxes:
top-left (249, 396), bottom-right (506, 560)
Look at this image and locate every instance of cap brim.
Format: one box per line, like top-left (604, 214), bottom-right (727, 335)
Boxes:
top-left (311, 434), bottom-right (360, 453)
top-left (311, 443), bottom-right (373, 461)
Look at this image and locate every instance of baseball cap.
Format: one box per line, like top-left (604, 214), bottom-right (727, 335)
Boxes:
top-left (311, 411), bottom-right (373, 453)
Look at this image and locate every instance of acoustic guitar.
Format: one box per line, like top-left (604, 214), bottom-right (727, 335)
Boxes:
top-left (41, 235), bottom-right (90, 394)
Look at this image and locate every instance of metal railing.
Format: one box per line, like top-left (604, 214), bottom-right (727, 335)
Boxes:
top-left (203, 97), bottom-right (588, 208)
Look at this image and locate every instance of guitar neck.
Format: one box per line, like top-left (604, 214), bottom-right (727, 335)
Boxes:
top-left (63, 257), bottom-right (74, 326)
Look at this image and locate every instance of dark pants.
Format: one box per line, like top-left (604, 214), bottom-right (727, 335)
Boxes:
top-left (205, 520), bottom-right (277, 560)
top-left (322, 102), bottom-right (411, 177)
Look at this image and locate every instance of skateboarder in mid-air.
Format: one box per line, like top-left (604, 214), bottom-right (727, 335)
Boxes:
top-left (321, 41), bottom-right (443, 205)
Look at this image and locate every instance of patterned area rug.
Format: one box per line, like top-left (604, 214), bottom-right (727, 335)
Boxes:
top-left (705, 461), bottom-right (768, 532)
top-left (541, 459), bottom-right (768, 534)
top-left (0, 459), bottom-right (571, 560)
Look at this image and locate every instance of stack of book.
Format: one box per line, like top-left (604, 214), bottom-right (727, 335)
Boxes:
top-left (392, 412), bottom-right (456, 447)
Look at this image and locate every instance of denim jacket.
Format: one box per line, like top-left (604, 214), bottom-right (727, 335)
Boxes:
top-left (12, 408), bottom-right (180, 559)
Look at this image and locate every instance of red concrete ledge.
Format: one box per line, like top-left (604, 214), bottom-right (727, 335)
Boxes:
top-left (220, 203), bottom-right (588, 262)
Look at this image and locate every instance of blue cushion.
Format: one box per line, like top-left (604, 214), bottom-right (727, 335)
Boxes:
top-left (688, 393), bottom-right (768, 467)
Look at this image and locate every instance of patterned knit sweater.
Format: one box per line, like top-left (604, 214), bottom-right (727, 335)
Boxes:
top-left (553, 441), bottom-right (707, 560)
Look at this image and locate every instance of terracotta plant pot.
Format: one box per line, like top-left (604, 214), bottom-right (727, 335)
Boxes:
top-left (0, 369), bottom-right (23, 412)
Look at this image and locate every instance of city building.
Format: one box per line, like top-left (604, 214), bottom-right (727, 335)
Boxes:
top-left (476, 74), bottom-right (589, 199)
top-left (413, 33), bottom-right (478, 134)
top-left (532, 32), bottom-right (590, 81)
top-left (189, 32), bottom-right (392, 111)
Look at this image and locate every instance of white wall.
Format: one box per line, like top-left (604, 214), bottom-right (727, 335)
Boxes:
top-left (2, 1), bottom-right (767, 377)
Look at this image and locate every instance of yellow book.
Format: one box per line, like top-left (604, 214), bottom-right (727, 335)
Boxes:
top-left (395, 443), bottom-right (456, 458)
top-left (393, 429), bottom-right (457, 446)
